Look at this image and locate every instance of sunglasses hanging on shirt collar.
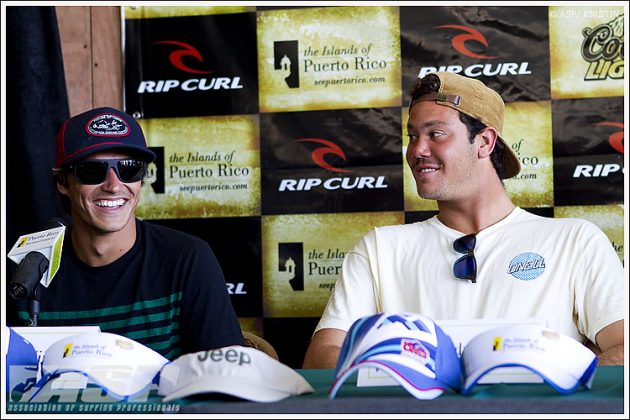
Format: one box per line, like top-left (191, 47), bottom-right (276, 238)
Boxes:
top-left (453, 233), bottom-right (477, 283)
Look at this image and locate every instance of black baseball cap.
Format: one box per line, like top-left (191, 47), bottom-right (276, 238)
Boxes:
top-left (54, 107), bottom-right (156, 169)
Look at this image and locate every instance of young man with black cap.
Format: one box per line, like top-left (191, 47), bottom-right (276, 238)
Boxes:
top-left (303, 72), bottom-right (624, 368)
top-left (7, 107), bottom-right (244, 359)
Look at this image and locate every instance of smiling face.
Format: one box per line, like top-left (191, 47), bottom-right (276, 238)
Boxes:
top-left (406, 101), bottom-right (481, 202)
top-left (57, 151), bottom-right (143, 235)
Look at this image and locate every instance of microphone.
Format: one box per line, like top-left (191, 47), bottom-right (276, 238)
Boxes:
top-left (7, 218), bottom-right (66, 300)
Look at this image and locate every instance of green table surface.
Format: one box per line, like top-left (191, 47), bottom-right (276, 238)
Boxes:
top-left (5, 366), bottom-right (624, 414)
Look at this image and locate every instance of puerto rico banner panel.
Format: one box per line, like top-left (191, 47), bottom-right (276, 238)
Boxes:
top-left (123, 4), bottom-right (625, 365)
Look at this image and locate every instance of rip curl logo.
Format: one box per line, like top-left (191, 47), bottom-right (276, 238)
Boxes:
top-left (434, 25), bottom-right (497, 59)
top-left (152, 40), bottom-right (212, 75)
top-left (295, 138), bottom-right (351, 173)
top-left (87, 114), bottom-right (130, 137)
top-left (508, 252), bottom-right (546, 280)
top-left (592, 121), bottom-right (624, 154)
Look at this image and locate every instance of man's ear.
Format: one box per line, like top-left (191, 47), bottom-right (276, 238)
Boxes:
top-left (477, 127), bottom-right (499, 159)
top-left (56, 174), bottom-right (69, 196)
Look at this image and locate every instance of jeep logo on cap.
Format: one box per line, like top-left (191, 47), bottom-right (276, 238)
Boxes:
top-left (87, 113), bottom-right (130, 137)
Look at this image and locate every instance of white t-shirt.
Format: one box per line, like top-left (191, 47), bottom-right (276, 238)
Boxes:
top-left (316, 207), bottom-right (624, 344)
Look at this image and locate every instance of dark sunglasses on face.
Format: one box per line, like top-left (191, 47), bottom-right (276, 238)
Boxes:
top-left (67, 158), bottom-right (147, 185)
top-left (453, 233), bottom-right (477, 283)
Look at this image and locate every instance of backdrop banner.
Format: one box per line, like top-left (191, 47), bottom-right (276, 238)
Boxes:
top-left (122, 5), bottom-right (625, 367)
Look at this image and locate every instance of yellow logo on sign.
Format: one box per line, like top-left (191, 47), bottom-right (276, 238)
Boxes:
top-left (493, 337), bottom-right (501, 351)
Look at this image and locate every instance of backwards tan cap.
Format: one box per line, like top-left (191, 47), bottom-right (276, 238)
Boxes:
top-left (409, 72), bottom-right (521, 179)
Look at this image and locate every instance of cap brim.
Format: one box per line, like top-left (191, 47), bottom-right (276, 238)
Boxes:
top-left (42, 366), bottom-right (160, 400)
top-left (60, 143), bottom-right (156, 168)
top-left (7, 329), bottom-right (38, 366)
top-left (462, 359), bottom-right (597, 395)
top-left (497, 136), bottom-right (521, 179)
top-left (161, 375), bottom-right (294, 403)
top-left (40, 332), bottom-right (168, 399)
top-left (461, 325), bottom-right (597, 395)
top-left (329, 360), bottom-right (446, 400)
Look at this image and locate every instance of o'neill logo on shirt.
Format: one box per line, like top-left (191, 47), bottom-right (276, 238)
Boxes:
top-left (508, 252), bottom-right (545, 280)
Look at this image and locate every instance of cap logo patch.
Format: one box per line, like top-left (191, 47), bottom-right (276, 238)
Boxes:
top-left (87, 114), bottom-right (130, 137)
top-left (493, 336), bottom-right (501, 351)
top-left (116, 339), bottom-right (134, 350)
top-left (401, 338), bottom-right (430, 363)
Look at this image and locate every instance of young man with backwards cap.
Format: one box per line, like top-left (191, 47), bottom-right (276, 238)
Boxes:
top-left (303, 72), bottom-right (624, 369)
top-left (7, 107), bottom-right (244, 359)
